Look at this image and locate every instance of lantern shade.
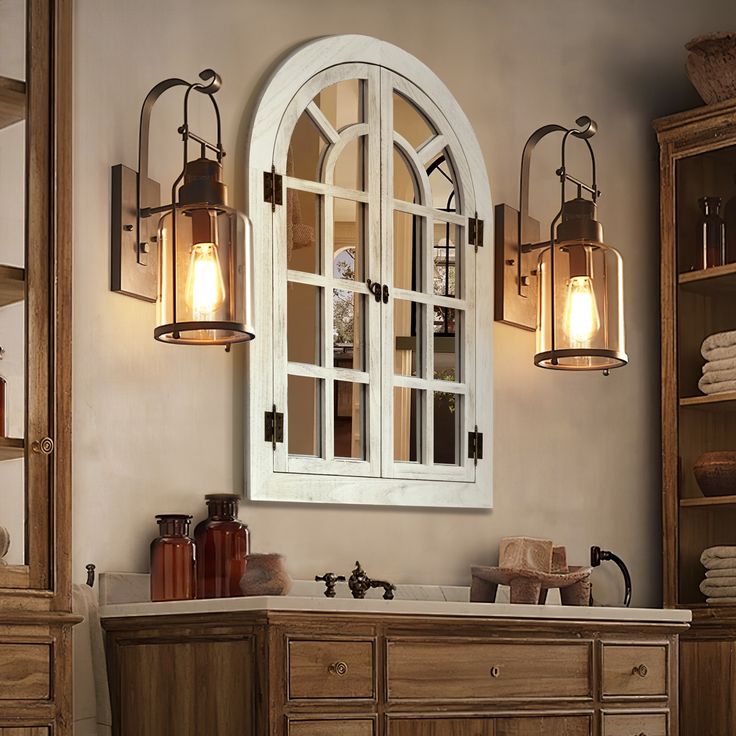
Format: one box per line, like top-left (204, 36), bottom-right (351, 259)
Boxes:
top-left (535, 239), bottom-right (626, 370)
top-left (155, 203), bottom-right (255, 345)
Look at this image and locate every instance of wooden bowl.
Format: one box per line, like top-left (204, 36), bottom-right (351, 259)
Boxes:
top-left (686, 33), bottom-right (736, 105)
top-left (694, 452), bottom-right (736, 497)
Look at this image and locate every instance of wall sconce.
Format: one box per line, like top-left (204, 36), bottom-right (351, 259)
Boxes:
top-left (495, 116), bottom-right (626, 372)
top-left (111, 69), bottom-right (254, 346)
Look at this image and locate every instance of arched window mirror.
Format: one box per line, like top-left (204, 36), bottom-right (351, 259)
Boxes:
top-left (247, 35), bottom-right (492, 507)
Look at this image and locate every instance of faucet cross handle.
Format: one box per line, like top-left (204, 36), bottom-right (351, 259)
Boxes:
top-left (315, 572), bottom-right (346, 598)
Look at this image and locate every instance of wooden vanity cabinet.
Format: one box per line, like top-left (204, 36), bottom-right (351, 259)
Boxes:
top-left (102, 610), bottom-right (685, 736)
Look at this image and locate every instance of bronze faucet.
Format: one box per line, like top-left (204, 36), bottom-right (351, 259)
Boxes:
top-left (348, 561), bottom-right (396, 600)
top-left (315, 572), bottom-right (346, 598)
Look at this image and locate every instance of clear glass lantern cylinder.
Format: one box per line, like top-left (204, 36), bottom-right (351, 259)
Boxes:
top-left (156, 202), bottom-right (254, 345)
top-left (535, 239), bottom-right (626, 370)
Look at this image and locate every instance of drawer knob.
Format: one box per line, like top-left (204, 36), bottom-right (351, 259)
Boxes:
top-left (489, 666), bottom-right (500, 678)
top-left (632, 663), bottom-right (648, 677)
top-left (328, 661), bottom-right (349, 676)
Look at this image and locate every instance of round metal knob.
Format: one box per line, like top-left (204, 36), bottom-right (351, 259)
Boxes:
top-left (328, 661), bottom-right (348, 676)
top-left (489, 666), bottom-right (500, 678)
top-left (632, 664), bottom-right (648, 678)
top-left (32, 437), bottom-right (54, 455)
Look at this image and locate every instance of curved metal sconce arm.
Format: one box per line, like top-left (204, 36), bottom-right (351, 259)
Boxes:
top-left (517, 116), bottom-right (599, 270)
top-left (137, 69), bottom-right (223, 223)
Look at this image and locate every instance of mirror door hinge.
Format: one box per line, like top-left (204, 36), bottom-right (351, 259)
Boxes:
top-left (264, 166), bottom-right (283, 211)
top-left (469, 213), bottom-right (484, 252)
top-left (468, 425), bottom-right (483, 465)
top-left (265, 405), bottom-right (284, 449)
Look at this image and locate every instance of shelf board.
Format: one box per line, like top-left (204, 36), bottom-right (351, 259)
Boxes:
top-left (0, 76), bottom-right (26, 131)
top-left (681, 495), bottom-right (736, 508)
top-left (680, 392), bottom-right (736, 410)
top-left (0, 437), bottom-right (24, 461)
top-left (0, 265), bottom-right (25, 308)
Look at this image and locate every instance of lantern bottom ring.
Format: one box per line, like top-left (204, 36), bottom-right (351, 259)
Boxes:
top-left (534, 348), bottom-right (628, 371)
top-left (154, 320), bottom-right (255, 346)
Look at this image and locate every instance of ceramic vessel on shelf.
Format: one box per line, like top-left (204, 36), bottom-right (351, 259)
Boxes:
top-left (240, 553), bottom-right (292, 596)
top-left (0, 526), bottom-right (9, 566)
top-left (150, 514), bottom-right (196, 602)
top-left (194, 493), bottom-right (250, 599)
top-left (686, 33), bottom-right (736, 104)
top-left (694, 451), bottom-right (736, 497)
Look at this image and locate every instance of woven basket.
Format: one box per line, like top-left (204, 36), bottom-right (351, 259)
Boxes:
top-left (686, 32), bottom-right (736, 105)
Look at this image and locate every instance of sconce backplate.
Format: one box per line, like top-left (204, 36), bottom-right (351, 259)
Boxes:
top-left (111, 164), bottom-right (160, 302)
top-left (494, 203), bottom-right (539, 331)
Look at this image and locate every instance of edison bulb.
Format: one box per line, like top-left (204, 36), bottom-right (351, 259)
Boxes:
top-left (562, 275), bottom-right (600, 346)
top-left (185, 242), bottom-right (226, 318)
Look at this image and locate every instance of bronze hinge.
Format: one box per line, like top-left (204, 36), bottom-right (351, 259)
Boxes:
top-left (263, 166), bottom-right (283, 211)
top-left (468, 425), bottom-right (483, 465)
top-left (264, 405), bottom-right (284, 449)
top-left (469, 212), bottom-right (484, 252)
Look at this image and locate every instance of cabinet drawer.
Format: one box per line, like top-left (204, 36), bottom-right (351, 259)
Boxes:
top-left (602, 712), bottom-right (668, 736)
top-left (289, 719), bottom-right (373, 736)
top-left (601, 644), bottom-right (668, 698)
top-left (288, 640), bottom-right (374, 699)
top-left (0, 643), bottom-right (50, 700)
top-left (387, 640), bottom-right (592, 701)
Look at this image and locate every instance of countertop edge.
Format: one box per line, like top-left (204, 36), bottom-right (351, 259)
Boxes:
top-left (98, 596), bottom-right (693, 624)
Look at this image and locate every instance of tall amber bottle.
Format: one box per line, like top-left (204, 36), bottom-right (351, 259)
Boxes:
top-left (194, 494), bottom-right (250, 598)
top-left (150, 514), bottom-right (196, 602)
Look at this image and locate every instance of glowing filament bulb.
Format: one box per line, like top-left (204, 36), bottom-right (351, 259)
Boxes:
top-left (563, 275), bottom-right (600, 346)
top-left (185, 242), bottom-right (226, 318)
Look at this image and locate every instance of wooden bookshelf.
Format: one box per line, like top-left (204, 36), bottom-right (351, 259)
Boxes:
top-left (0, 437), bottom-right (24, 461)
top-left (0, 265), bottom-right (25, 308)
top-left (0, 76), bottom-right (26, 131)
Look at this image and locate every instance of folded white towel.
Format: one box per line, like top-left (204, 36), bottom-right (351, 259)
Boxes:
top-left (705, 346), bottom-right (736, 362)
top-left (701, 546), bottom-right (736, 567)
top-left (703, 357), bottom-right (736, 374)
top-left (702, 330), bottom-right (736, 359)
top-left (701, 581), bottom-right (736, 596)
top-left (701, 576), bottom-right (736, 588)
top-left (700, 368), bottom-right (736, 385)
top-left (706, 568), bottom-right (736, 578)
top-left (707, 597), bottom-right (736, 604)
top-left (698, 378), bottom-right (736, 395)
top-left (73, 584), bottom-right (112, 735)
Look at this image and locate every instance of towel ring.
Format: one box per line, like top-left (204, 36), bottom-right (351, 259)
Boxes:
top-left (86, 563), bottom-right (96, 588)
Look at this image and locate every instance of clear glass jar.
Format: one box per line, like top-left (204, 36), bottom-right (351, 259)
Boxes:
top-left (150, 514), bottom-right (196, 602)
top-left (194, 494), bottom-right (250, 599)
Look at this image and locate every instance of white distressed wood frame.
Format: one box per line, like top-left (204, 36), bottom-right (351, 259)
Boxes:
top-left (246, 35), bottom-right (493, 507)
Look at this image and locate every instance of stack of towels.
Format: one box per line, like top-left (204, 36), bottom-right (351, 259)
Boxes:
top-left (699, 330), bottom-right (736, 395)
top-left (700, 546), bottom-right (736, 603)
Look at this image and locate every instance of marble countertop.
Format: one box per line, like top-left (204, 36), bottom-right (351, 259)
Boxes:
top-left (99, 594), bottom-right (692, 623)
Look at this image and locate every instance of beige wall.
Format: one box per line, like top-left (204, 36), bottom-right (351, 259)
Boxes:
top-left (72, 0), bottom-right (733, 605)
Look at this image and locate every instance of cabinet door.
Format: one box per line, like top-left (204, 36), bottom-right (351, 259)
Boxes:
top-left (0, 730), bottom-right (49, 735)
top-left (389, 718), bottom-right (494, 736)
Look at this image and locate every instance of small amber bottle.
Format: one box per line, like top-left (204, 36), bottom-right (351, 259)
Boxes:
top-left (194, 494), bottom-right (250, 599)
top-left (150, 514), bottom-right (196, 602)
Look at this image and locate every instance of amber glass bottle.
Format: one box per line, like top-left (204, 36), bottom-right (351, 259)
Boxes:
top-left (150, 514), bottom-right (196, 602)
top-left (194, 494), bottom-right (250, 599)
